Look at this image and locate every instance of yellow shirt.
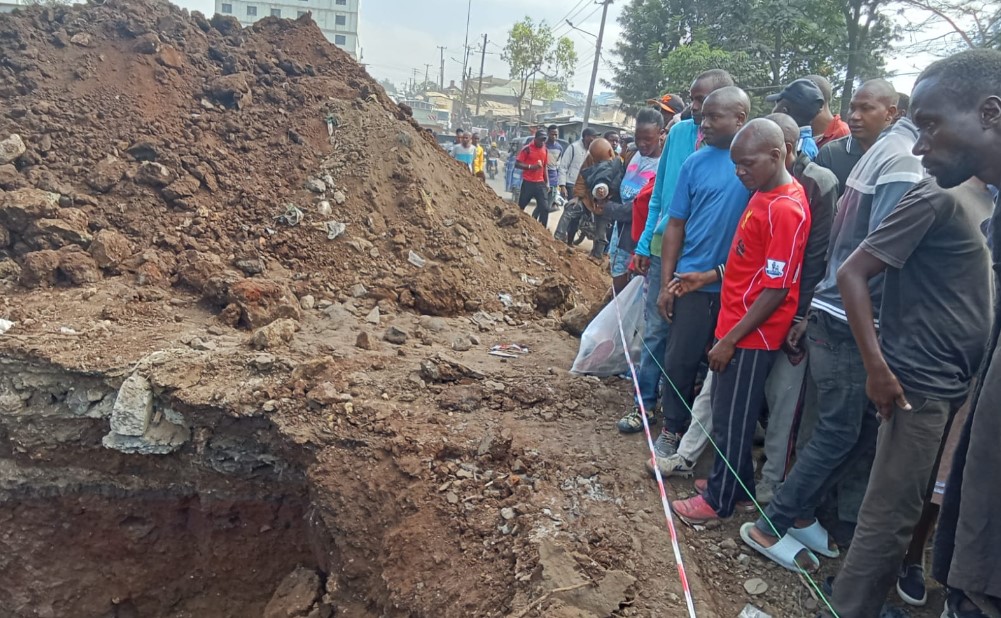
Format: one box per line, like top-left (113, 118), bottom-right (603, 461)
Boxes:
top-left (473, 145), bottom-right (485, 174)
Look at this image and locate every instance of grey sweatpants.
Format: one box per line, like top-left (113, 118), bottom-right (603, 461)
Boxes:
top-left (828, 392), bottom-right (959, 618)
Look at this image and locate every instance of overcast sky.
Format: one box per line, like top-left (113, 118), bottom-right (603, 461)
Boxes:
top-left (172, 0), bottom-right (935, 95)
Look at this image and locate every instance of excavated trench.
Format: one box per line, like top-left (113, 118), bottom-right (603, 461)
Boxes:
top-left (0, 357), bottom-right (330, 618)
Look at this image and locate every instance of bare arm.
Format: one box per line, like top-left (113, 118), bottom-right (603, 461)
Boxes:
top-left (837, 247), bottom-right (910, 418)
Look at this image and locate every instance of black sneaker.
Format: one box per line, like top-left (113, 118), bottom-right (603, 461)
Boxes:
top-left (896, 563), bottom-right (927, 606)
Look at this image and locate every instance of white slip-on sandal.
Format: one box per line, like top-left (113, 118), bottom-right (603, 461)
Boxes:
top-left (788, 520), bottom-right (840, 559)
top-left (740, 522), bottom-right (820, 573)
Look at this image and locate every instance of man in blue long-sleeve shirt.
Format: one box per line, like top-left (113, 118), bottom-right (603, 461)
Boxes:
top-left (616, 68), bottom-right (736, 433)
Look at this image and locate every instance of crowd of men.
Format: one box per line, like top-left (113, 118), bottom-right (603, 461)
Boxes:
top-left (499, 49), bottom-right (1000, 618)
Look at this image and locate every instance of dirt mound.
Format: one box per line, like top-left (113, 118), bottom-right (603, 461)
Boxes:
top-left (0, 0), bottom-right (604, 324)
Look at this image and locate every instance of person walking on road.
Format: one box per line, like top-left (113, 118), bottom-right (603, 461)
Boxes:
top-left (516, 130), bottom-right (551, 226)
top-left (452, 130), bottom-right (476, 171)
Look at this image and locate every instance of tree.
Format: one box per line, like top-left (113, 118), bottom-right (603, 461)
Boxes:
top-left (839, 0), bottom-right (895, 115)
top-left (894, 0), bottom-right (1001, 51)
top-left (502, 18), bottom-right (578, 125)
top-left (608, 0), bottom-right (896, 113)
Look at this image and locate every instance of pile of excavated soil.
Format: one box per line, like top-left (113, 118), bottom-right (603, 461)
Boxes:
top-left (0, 0), bottom-right (605, 328)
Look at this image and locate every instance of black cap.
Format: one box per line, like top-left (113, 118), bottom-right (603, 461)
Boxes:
top-left (534, 129), bottom-right (546, 139)
top-left (765, 79), bottom-right (825, 108)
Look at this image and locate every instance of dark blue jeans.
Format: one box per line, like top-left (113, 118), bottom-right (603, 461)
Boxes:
top-left (635, 256), bottom-right (671, 412)
top-left (755, 311), bottom-right (872, 537)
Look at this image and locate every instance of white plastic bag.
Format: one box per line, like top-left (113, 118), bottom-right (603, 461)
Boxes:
top-left (571, 276), bottom-right (646, 376)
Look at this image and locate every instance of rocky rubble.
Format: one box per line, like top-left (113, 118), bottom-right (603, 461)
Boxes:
top-left (0, 0), bottom-right (604, 334)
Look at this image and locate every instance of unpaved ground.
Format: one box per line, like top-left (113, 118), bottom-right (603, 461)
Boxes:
top-left (0, 1), bottom-right (948, 616)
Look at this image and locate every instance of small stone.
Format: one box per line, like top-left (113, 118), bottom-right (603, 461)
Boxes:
top-left (511, 459), bottom-right (527, 474)
top-left (720, 538), bottom-right (738, 551)
top-left (70, 32), bottom-right (93, 47)
top-left (109, 374), bottom-right (154, 437)
top-left (252, 354), bottom-right (276, 370)
top-left (365, 307), bottom-right (381, 324)
top-left (384, 326), bottom-right (407, 345)
top-left (305, 178), bottom-right (326, 193)
top-left (306, 382), bottom-right (340, 406)
top-left (251, 318), bottom-right (299, 350)
top-left (350, 283), bottom-right (368, 298)
top-left (737, 553), bottom-right (751, 567)
top-left (743, 577), bottom-right (768, 595)
top-left (89, 230), bottom-right (132, 270)
top-left (451, 336), bottom-right (471, 352)
top-left (0, 134), bottom-right (26, 165)
top-left (419, 316), bottom-right (447, 333)
top-left (332, 190), bottom-right (346, 205)
top-left (299, 295), bottom-right (315, 310)
top-left (262, 400), bottom-right (278, 412)
top-left (500, 507), bottom-right (516, 521)
top-left (355, 331), bottom-right (374, 350)
top-left (190, 338), bottom-right (217, 351)
top-left (445, 492), bottom-right (459, 505)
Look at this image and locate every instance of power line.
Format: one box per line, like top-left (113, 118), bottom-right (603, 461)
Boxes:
top-left (553, 3), bottom-right (603, 38)
top-left (556, 0), bottom-right (589, 26)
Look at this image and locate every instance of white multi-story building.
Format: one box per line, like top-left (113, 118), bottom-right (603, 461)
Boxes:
top-left (214, 0), bottom-right (360, 59)
top-left (0, 0), bottom-right (30, 14)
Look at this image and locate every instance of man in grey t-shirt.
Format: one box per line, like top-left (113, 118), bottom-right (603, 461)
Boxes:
top-left (825, 177), bottom-right (993, 616)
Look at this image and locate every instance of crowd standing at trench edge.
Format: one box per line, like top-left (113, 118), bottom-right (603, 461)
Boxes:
top-left (486, 48), bottom-right (1001, 618)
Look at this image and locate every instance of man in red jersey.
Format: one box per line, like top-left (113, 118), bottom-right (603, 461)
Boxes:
top-left (516, 130), bottom-right (550, 225)
top-left (671, 118), bottom-right (811, 525)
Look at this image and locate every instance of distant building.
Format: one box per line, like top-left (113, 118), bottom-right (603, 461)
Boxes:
top-left (0, 0), bottom-right (30, 13)
top-left (214, 0), bottom-right (360, 59)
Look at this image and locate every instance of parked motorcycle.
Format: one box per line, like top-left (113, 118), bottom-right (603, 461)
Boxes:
top-left (554, 198), bottom-right (595, 246)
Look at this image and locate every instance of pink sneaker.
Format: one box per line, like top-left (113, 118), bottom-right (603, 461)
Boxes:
top-left (694, 479), bottom-right (758, 514)
top-left (672, 495), bottom-right (720, 526)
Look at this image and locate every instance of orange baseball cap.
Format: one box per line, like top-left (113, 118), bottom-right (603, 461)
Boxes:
top-left (647, 93), bottom-right (685, 115)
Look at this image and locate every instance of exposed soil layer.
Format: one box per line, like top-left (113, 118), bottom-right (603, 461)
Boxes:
top-left (0, 2), bottom-right (948, 618)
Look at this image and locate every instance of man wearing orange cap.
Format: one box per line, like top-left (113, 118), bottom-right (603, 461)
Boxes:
top-left (648, 93), bottom-right (686, 128)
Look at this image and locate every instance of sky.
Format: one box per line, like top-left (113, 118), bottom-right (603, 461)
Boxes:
top-left (172, 0), bottom-right (940, 96)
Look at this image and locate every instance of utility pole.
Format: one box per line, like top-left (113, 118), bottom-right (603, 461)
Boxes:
top-left (411, 68), bottom-right (420, 97)
top-left (424, 63), bottom-right (431, 92)
top-left (437, 46), bottom-right (446, 89)
top-left (583, 0), bottom-right (612, 130)
top-left (475, 33), bottom-right (487, 116)
top-left (459, 0), bottom-right (472, 98)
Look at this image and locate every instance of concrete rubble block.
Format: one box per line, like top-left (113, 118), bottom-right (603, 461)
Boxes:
top-left (0, 134), bottom-right (26, 165)
top-left (109, 373), bottom-right (154, 437)
top-left (0, 188), bottom-right (60, 232)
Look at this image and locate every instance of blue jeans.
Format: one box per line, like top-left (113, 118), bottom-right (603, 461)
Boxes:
top-left (635, 256), bottom-right (671, 411)
top-left (755, 311), bottom-right (874, 537)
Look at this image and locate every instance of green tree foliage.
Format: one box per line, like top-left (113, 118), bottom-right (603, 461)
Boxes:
top-left (502, 18), bottom-right (578, 124)
top-left (610, 0), bottom-right (896, 113)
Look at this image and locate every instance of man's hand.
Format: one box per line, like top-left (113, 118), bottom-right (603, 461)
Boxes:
top-left (867, 365), bottom-right (911, 420)
top-left (559, 186), bottom-right (567, 197)
top-left (708, 338), bottom-right (737, 373)
top-left (782, 320), bottom-right (809, 365)
top-left (665, 271), bottom-right (714, 297)
top-left (657, 287), bottom-right (676, 322)
top-left (631, 254), bottom-right (650, 275)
